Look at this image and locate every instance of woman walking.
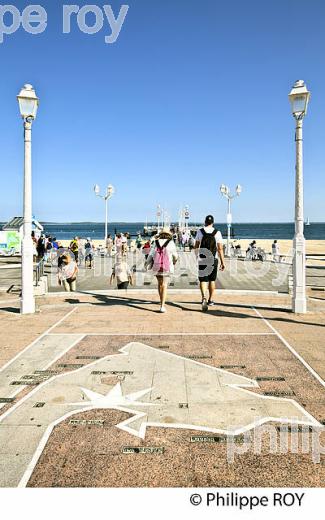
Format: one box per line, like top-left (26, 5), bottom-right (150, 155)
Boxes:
top-left (58, 253), bottom-right (78, 292)
top-left (146, 228), bottom-right (178, 313)
top-left (110, 252), bottom-right (133, 290)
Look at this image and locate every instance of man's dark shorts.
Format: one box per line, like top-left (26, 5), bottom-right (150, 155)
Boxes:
top-left (118, 281), bottom-right (129, 290)
top-left (198, 258), bottom-right (218, 283)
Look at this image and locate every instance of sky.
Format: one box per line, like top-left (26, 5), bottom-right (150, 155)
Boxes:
top-left (0, 0), bottom-right (324, 224)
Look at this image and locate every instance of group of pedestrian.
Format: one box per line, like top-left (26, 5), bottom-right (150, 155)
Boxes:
top-left (53, 217), bottom-right (226, 308)
top-left (42, 220), bottom-right (282, 309)
top-left (144, 215), bottom-right (225, 313)
top-left (32, 233), bottom-right (61, 261)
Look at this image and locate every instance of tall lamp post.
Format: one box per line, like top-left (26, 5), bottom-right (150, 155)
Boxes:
top-left (289, 80), bottom-right (310, 314)
top-left (94, 184), bottom-right (115, 241)
top-left (17, 84), bottom-right (39, 315)
top-left (157, 204), bottom-right (162, 232)
top-left (184, 205), bottom-right (190, 230)
top-left (220, 184), bottom-right (242, 257)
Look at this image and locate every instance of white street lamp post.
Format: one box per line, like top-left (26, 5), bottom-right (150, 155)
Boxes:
top-left (289, 80), bottom-right (310, 314)
top-left (220, 184), bottom-right (242, 257)
top-left (94, 184), bottom-right (115, 241)
top-left (17, 84), bottom-right (39, 315)
top-left (184, 205), bottom-right (190, 230)
top-left (162, 208), bottom-right (165, 229)
top-left (157, 204), bottom-right (161, 232)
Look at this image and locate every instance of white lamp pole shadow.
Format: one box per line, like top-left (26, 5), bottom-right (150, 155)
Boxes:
top-left (289, 80), bottom-right (311, 314)
top-left (94, 184), bottom-right (115, 242)
top-left (220, 184), bottom-right (242, 257)
top-left (17, 84), bottom-right (39, 315)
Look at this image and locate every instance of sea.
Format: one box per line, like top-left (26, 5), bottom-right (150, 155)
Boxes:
top-left (11, 222), bottom-right (324, 241)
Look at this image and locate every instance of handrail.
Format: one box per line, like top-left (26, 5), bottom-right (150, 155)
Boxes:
top-left (34, 258), bottom-right (45, 286)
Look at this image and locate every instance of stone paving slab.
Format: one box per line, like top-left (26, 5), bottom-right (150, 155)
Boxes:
top-left (0, 333), bottom-right (324, 488)
top-left (50, 299), bottom-right (271, 335)
top-left (0, 291), bottom-right (324, 488)
top-left (0, 305), bottom-right (78, 366)
top-left (0, 334), bottom-right (84, 410)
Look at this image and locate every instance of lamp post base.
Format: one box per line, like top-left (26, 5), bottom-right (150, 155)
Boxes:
top-left (20, 298), bottom-right (36, 315)
top-left (225, 246), bottom-right (231, 258)
top-left (292, 234), bottom-right (307, 314)
top-left (292, 297), bottom-right (307, 314)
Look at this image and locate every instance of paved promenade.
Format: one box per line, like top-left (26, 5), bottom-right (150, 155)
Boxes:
top-left (2, 254), bottom-right (325, 294)
top-left (0, 289), bottom-right (325, 487)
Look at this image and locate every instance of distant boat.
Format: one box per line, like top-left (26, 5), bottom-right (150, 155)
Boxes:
top-left (306, 217), bottom-right (310, 226)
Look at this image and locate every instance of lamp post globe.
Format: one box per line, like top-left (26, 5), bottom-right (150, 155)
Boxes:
top-left (107, 184), bottom-right (115, 197)
top-left (17, 84), bottom-right (39, 120)
top-left (289, 80), bottom-right (310, 120)
top-left (18, 84), bottom-right (39, 314)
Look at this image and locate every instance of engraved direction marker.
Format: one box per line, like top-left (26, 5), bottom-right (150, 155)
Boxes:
top-left (0, 397), bottom-right (15, 403)
top-left (57, 364), bottom-right (84, 369)
top-left (33, 402), bottom-right (45, 408)
top-left (256, 377), bottom-right (285, 382)
top-left (10, 381), bottom-right (39, 386)
top-left (264, 391), bottom-right (296, 397)
top-left (220, 365), bottom-right (246, 369)
top-left (187, 355), bottom-right (213, 360)
top-left (76, 356), bottom-right (102, 360)
top-left (91, 370), bottom-right (134, 376)
top-left (179, 403), bottom-right (189, 409)
top-left (69, 419), bottom-right (105, 426)
top-left (34, 370), bottom-right (59, 375)
top-left (276, 425), bottom-right (313, 433)
top-left (122, 446), bottom-right (165, 454)
top-left (21, 375), bottom-right (50, 381)
top-left (190, 435), bottom-right (244, 444)
top-left (109, 371), bottom-right (134, 376)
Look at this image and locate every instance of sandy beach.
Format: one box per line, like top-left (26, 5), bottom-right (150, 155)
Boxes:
top-left (59, 239), bottom-right (325, 257)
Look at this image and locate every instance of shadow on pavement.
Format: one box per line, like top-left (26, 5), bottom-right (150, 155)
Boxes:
top-left (0, 306), bottom-right (20, 314)
top-left (65, 292), bottom-right (161, 314)
top-left (52, 291), bottom-right (325, 328)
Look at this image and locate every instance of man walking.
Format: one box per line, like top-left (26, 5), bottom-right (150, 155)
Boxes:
top-left (195, 215), bottom-right (225, 311)
top-left (272, 240), bottom-right (280, 262)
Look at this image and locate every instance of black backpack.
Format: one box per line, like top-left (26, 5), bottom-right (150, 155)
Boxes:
top-left (199, 228), bottom-right (217, 257)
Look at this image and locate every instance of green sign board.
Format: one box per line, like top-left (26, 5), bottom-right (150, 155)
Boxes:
top-left (0, 231), bottom-right (21, 252)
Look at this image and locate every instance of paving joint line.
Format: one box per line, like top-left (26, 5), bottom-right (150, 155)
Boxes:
top-left (46, 332), bottom-right (276, 336)
top-left (0, 307), bottom-right (77, 374)
top-left (252, 306), bottom-right (325, 389)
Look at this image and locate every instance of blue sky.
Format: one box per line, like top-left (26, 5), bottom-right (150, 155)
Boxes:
top-left (0, 0), bottom-right (324, 223)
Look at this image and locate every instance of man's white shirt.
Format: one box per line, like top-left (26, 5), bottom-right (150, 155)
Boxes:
top-left (195, 226), bottom-right (223, 259)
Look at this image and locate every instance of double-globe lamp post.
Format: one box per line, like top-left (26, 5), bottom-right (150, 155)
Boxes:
top-left (220, 184), bottom-right (242, 257)
top-left (157, 204), bottom-right (162, 232)
top-left (17, 84), bottom-right (39, 315)
top-left (289, 80), bottom-right (311, 314)
top-left (94, 184), bottom-right (115, 241)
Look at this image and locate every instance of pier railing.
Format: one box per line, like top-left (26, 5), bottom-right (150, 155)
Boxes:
top-left (34, 259), bottom-right (45, 286)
